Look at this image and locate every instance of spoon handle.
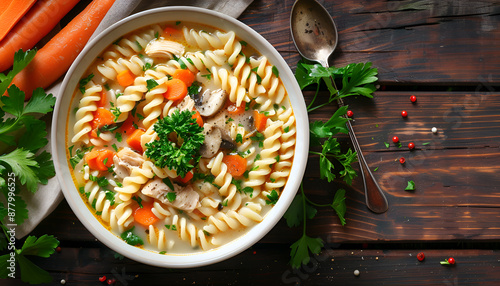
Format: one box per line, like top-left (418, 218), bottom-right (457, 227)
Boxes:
top-left (336, 89), bottom-right (389, 213)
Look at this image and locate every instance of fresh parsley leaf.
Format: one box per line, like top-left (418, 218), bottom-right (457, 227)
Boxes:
top-left (146, 79), bottom-right (159, 92)
top-left (131, 196), bottom-right (142, 208)
top-left (166, 192), bottom-right (177, 202)
top-left (330, 189), bottom-right (346, 225)
top-left (290, 234), bottom-right (324, 269)
top-left (0, 49), bottom-right (37, 96)
top-left (283, 193), bottom-right (317, 228)
top-left (384, 142), bottom-right (390, 148)
top-left (309, 106), bottom-right (349, 146)
top-left (405, 180), bottom-right (416, 191)
top-left (78, 73), bottom-right (94, 94)
top-left (145, 110), bottom-right (204, 178)
top-left (266, 190), bottom-right (279, 205)
top-left (272, 66), bottom-right (279, 78)
top-left (120, 227), bottom-right (144, 246)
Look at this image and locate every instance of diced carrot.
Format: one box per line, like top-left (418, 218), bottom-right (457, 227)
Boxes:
top-left (96, 149), bottom-right (114, 171)
top-left (176, 170), bottom-right (193, 184)
top-left (90, 108), bottom-right (114, 129)
top-left (222, 154), bottom-right (247, 177)
top-left (227, 102), bottom-right (245, 115)
top-left (0, 0), bottom-right (37, 43)
top-left (116, 70), bottom-right (135, 87)
top-left (172, 69), bottom-right (195, 87)
top-left (133, 202), bottom-right (159, 227)
top-left (126, 129), bottom-right (145, 153)
top-left (163, 26), bottom-right (181, 37)
top-left (121, 115), bottom-right (137, 135)
top-left (163, 78), bottom-right (187, 101)
top-left (84, 150), bottom-right (101, 170)
top-left (192, 111), bottom-right (203, 127)
top-left (253, 110), bottom-right (268, 133)
top-left (97, 90), bottom-right (107, 107)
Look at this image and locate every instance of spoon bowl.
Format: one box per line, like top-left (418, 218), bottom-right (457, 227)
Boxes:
top-left (290, 0), bottom-right (389, 213)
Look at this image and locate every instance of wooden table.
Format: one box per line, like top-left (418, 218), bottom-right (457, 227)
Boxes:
top-left (28, 0), bottom-right (500, 285)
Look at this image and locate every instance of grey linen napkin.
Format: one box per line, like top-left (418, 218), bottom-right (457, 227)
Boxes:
top-left (16, 0), bottom-right (254, 239)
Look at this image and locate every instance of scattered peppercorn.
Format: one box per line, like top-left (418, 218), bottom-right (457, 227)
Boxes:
top-left (347, 110), bottom-right (354, 118)
top-left (392, 136), bottom-right (399, 143)
top-left (107, 278), bottom-right (116, 285)
top-left (417, 252), bottom-right (425, 261)
top-left (56, 246), bottom-right (61, 252)
top-left (408, 142), bottom-right (415, 150)
top-left (447, 257), bottom-right (455, 264)
top-left (401, 110), bottom-right (407, 118)
top-left (399, 157), bottom-right (406, 164)
top-left (410, 95), bottom-right (417, 103)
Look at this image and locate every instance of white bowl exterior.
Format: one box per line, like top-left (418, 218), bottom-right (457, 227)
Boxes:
top-left (52, 6), bottom-right (309, 268)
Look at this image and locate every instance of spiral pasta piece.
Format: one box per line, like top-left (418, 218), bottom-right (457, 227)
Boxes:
top-left (207, 152), bottom-right (233, 196)
top-left (97, 55), bottom-right (145, 81)
top-left (115, 165), bottom-right (154, 201)
top-left (203, 202), bottom-right (263, 235)
top-left (103, 25), bottom-right (163, 59)
top-left (72, 81), bottom-right (102, 144)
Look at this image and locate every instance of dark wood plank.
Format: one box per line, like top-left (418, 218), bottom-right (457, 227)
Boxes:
top-left (240, 0), bottom-right (500, 84)
top-left (16, 246), bottom-right (500, 286)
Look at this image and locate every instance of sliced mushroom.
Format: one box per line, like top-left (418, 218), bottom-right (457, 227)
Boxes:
top-left (141, 178), bottom-right (200, 212)
top-left (113, 147), bottom-right (144, 179)
top-left (199, 123), bottom-right (222, 158)
top-left (145, 39), bottom-right (185, 59)
top-left (194, 88), bottom-right (227, 117)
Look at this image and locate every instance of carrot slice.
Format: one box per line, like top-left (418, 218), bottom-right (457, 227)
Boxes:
top-left (163, 78), bottom-right (187, 101)
top-left (172, 69), bottom-right (195, 87)
top-left (227, 102), bottom-right (245, 115)
top-left (0, 0), bottom-right (37, 43)
top-left (90, 108), bottom-right (114, 129)
top-left (84, 150), bottom-right (101, 170)
top-left (96, 149), bottom-right (114, 171)
top-left (116, 70), bottom-right (135, 87)
top-left (0, 0), bottom-right (80, 72)
top-left (133, 202), bottom-right (159, 227)
top-left (126, 129), bottom-right (145, 153)
top-left (121, 115), bottom-right (137, 135)
top-left (97, 90), bottom-right (107, 107)
top-left (253, 110), bottom-right (268, 132)
top-left (163, 26), bottom-right (181, 37)
top-left (192, 111), bottom-right (203, 127)
top-left (8, 0), bottom-right (116, 99)
top-left (176, 170), bottom-right (194, 184)
top-left (222, 154), bottom-right (247, 177)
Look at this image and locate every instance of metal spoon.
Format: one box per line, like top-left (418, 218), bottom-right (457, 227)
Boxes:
top-left (290, 0), bottom-right (388, 213)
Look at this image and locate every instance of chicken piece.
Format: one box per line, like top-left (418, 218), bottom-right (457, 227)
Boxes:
top-left (176, 94), bottom-right (196, 112)
top-left (141, 178), bottom-right (200, 212)
top-left (145, 39), bottom-right (185, 59)
top-left (113, 147), bottom-right (144, 179)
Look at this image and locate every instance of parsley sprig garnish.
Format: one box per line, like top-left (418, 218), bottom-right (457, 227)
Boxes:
top-left (285, 61), bottom-right (378, 269)
top-left (145, 110), bottom-right (204, 178)
top-left (0, 49), bottom-right (59, 284)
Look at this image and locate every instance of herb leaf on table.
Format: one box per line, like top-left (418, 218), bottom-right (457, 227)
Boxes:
top-left (286, 61), bottom-right (378, 268)
top-left (0, 49), bottom-right (58, 284)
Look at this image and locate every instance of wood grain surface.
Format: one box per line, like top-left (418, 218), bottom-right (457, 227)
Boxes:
top-left (12, 0), bottom-right (500, 285)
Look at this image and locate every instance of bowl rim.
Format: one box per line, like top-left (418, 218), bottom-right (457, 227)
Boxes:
top-left (52, 6), bottom-right (309, 268)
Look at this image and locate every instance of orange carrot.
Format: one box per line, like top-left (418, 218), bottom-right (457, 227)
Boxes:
top-left (7, 0), bottom-right (116, 99)
top-left (97, 90), bottom-right (107, 107)
top-left (133, 202), bottom-right (159, 227)
top-left (172, 69), bottom-right (195, 87)
top-left (177, 170), bottom-right (193, 184)
top-left (121, 115), bottom-right (137, 135)
top-left (96, 149), bottom-right (114, 170)
top-left (227, 102), bottom-right (245, 115)
top-left (163, 26), bottom-right (181, 37)
top-left (0, 0), bottom-right (80, 72)
top-left (126, 129), bottom-right (145, 153)
top-left (222, 154), bottom-right (247, 177)
top-left (253, 110), bottom-right (268, 132)
top-left (163, 78), bottom-right (187, 101)
top-left (85, 149), bottom-right (114, 171)
top-left (116, 70), bottom-right (135, 87)
top-left (90, 108), bottom-right (114, 130)
top-left (192, 111), bottom-right (203, 127)
top-left (0, 0), bottom-right (37, 43)
top-left (84, 150), bottom-right (101, 170)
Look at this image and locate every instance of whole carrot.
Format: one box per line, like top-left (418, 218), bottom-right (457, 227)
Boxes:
top-left (0, 0), bottom-right (81, 72)
top-left (9, 0), bottom-right (116, 100)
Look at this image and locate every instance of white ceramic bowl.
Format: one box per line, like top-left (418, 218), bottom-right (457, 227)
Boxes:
top-left (52, 6), bottom-right (308, 268)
